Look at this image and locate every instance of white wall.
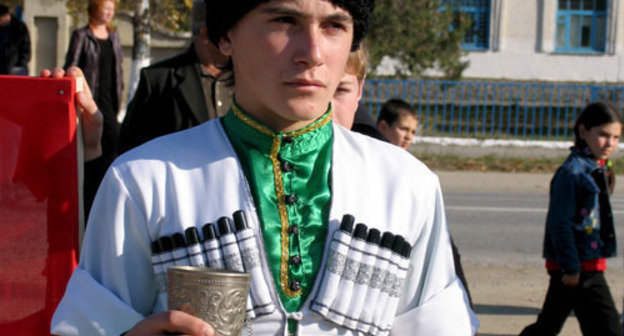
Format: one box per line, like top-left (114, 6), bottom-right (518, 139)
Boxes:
top-left (463, 0), bottom-right (624, 83)
top-left (24, 0), bottom-right (71, 75)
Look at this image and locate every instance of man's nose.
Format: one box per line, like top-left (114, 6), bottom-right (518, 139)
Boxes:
top-left (293, 26), bottom-right (323, 67)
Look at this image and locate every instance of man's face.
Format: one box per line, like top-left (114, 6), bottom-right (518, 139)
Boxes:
top-left (0, 14), bottom-right (11, 27)
top-left (378, 114), bottom-right (418, 150)
top-left (332, 72), bottom-right (363, 129)
top-left (198, 27), bottom-right (230, 68)
top-left (220, 0), bottom-right (354, 132)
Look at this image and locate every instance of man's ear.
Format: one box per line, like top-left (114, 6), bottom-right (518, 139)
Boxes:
top-left (219, 32), bottom-right (233, 56)
top-left (198, 26), bottom-right (209, 44)
top-left (377, 119), bottom-right (389, 132)
top-left (356, 78), bottom-right (364, 101)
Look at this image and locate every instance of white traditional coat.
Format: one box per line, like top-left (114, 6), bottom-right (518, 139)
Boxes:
top-left (51, 120), bottom-right (478, 335)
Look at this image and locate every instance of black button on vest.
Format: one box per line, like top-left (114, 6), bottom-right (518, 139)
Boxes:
top-left (289, 255), bottom-right (302, 265)
top-left (288, 225), bottom-right (299, 235)
top-left (289, 280), bottom-right (301, 292)
top-left (284, 194), bottom-right (297, 205)
top-left (283, 136), bottom-right (294, 144)
top-left (280, 161), bottom-right (293, 173)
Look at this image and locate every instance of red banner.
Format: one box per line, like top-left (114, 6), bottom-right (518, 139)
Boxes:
top-left (0, 76), bottom-right (79, 335)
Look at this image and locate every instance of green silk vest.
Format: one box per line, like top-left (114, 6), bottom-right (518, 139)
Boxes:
top-left (221, 102), bottom-right (333, 332)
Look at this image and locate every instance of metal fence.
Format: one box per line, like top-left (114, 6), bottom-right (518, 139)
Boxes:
top-left (362, 79), bottom-right (624, 140)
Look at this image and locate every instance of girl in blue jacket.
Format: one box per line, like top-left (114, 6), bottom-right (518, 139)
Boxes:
top-left (520, 101), bottom-right (623, 336)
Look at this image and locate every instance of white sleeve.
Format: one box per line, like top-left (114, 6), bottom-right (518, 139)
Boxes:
top-left (390, 181), bottom-right (479, 335)
top-left (51, 167), bottom-right (156, 336)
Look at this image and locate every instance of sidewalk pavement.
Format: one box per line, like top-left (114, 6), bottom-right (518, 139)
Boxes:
top-left (466, 264), bottom-right (622, 336)
top-left (436, 170), bottom-right (551, 193)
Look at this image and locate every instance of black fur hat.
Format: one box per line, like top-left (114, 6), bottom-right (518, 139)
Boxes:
top-left (204, 0), bottom-right (374, 52)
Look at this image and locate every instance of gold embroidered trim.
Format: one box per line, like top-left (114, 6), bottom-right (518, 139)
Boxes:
top-left (231, 102), bottom-right (333, 139)
top-left (270, 137), bottom-right (301, 297)
top-left (231, 103), bottom-right (274, 137)
top-left (231, 103), bottom-right (300, 297)
top-left (288, 111), bottom-right (332, 138)
top-left (230, 103), bottom-right (332, 298)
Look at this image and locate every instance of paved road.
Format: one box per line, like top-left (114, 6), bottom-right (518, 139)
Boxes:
top-left (445, 190), bottom-right (624, 270)
top-left (435, 171), bottom-right (624, 336)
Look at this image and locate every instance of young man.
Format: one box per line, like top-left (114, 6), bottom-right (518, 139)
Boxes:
top-left (51, 1), bottom-right (477, 335)
top-left (331, 44), bottom-right (387, 141)
top-left (376, 99), bottom-right (418, 149)
top-left (332, 46), bottom-right (366, 129)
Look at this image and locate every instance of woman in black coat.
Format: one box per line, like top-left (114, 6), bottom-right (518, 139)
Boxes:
top-left (64, 0), bottom-right (123, 219)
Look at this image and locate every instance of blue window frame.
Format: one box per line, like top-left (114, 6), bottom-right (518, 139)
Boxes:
top-left (445, 0), bottom-right (491, 50)
top-left (555, 0), bottom-right (607, 53)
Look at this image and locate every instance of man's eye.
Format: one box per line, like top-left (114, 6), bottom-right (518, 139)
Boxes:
top-left (273, 16), bottom-right (295, 24)
top-left (324, 21), bottom-right (348, 31)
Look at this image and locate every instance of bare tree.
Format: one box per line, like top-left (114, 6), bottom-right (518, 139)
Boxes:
top-left (126, 0), bottom-right (150, 104)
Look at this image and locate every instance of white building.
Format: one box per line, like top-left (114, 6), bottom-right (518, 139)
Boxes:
top-left (458, 0), bottom-right (624, 83)
top-left (22, 0), bottom-right (624, 84)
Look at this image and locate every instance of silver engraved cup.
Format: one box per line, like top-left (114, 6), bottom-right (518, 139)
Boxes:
top-left (167, 266), bottom-right (251, 336)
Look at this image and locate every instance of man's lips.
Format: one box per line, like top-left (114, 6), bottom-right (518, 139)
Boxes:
top-left (285, 79), bottom-right (325, 89)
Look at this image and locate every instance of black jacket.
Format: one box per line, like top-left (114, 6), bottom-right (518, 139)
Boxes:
top-left (119, 46), bottom-right (213, 153)
top-left (64, 26), bottom-right (124, 113)
top-left (0, 16), bottom-right (30, 74)
top-left (543, 147), bottom-right (617, 274)
top-left (351, 105), bottom-right (389, 142)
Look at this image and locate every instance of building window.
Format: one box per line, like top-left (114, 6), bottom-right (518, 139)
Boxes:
top-left (555, 0), bottom-right (607, 53)
top-left (445, 0), bottom-right (491, 50)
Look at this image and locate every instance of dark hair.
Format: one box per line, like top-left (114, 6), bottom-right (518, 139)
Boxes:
top-left (574, 101), bottom-right (623, 194)
top-left (376, 99), bottom-right (417, 126)
top-left (574, 101), bottom-right (623, 149)
top-left (0, 5), bottom-right (9, 16)
top-left (204, 0), bottom-right (374, 52)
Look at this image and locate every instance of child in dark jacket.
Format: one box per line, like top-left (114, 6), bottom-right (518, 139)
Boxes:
top-left (520, 101), bottom-right (623, 336)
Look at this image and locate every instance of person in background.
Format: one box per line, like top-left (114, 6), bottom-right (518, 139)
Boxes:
top-left (331, 44), bottom-right (387, 141)
top-left (332, 47), bottom-right (473, 308)
top-left (376, 99), bottom-right (418, 149)
top-left (0, 4), bottom-right (30, 75)
top-left (119, 0), bottom-right (232, 154)
top-left (520, 101), bottom-right (622, 336)
top-left (64, 0), bottom-right (123, 218)
top-left (332, 46), bottom-right (365, 129)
